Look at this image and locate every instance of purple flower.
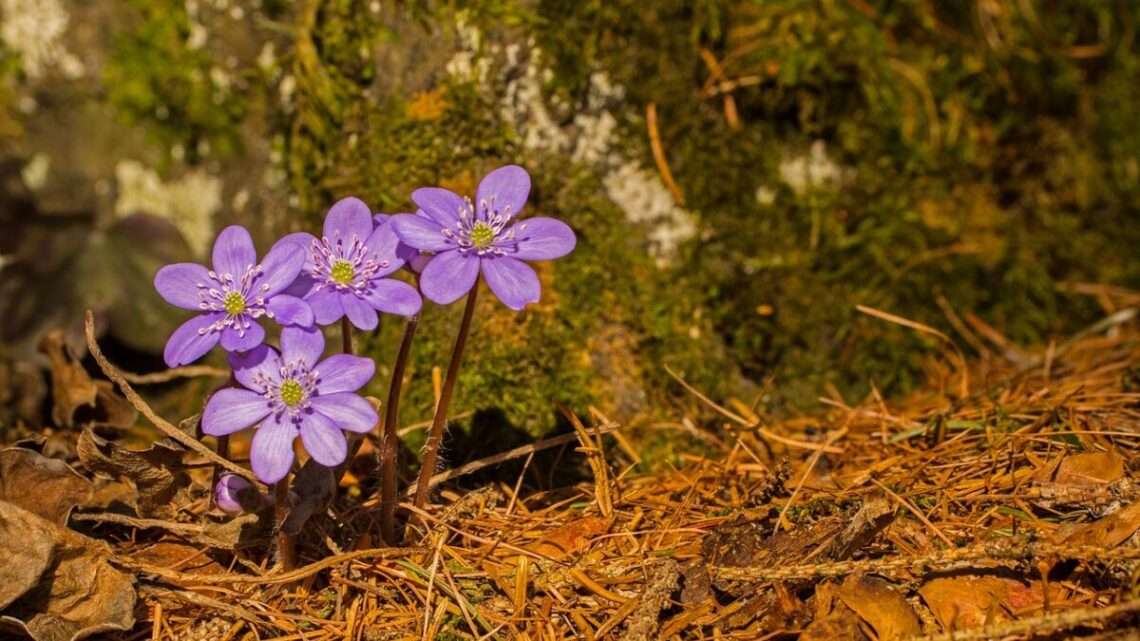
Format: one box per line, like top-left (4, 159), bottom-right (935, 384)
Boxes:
top-left (201, 326), bottom-right (378, 484)
top-left (154, 225), bottom-right (313, 368)
top-left (389, 165), bottom-right (576, 310)
top-left (282, 197), bottom-right (422, 330)
top-left (214, 473), bottom-right (265, 513)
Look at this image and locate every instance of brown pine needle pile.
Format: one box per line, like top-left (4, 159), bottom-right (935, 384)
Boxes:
top-left (44, 317), bottom-right (1140, 640)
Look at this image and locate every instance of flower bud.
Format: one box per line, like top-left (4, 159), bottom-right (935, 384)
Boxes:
top-left (214, 473), bottom-right (262, 513)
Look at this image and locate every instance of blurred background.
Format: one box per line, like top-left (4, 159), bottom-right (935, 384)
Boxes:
top-left (1, 0), bottom-right (1138, 466)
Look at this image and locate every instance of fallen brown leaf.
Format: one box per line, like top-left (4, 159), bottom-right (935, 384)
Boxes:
top-left (836, 575), bottom-right (921, 640)
top-left (131, 542), bottom-right (223, 575)
top-left (526, 516), bottom-right (611, 560)
top-left (76, 428), bottom-right (189, 517)
top-left (802, 582), bottom-right (870, 641)
top-left (0, 449), bottom-right (93, 524)
top-left (919, 574), bottom-right (1063, 631)
top-left (920, 575), bottom-right (1014, 629)
top-left (0, 501), bottom-right (56, 610)
top-left (0, 500), bottom-right (135, 641)
top-left (1057, 501), bottom-right (1140, 547)
top-left (1040, 450), bottom-right (1126, 486)
top-left (38, 331), bottom-right (135, 430)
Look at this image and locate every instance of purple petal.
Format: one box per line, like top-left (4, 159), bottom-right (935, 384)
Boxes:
top-left (163, 313), bottom-right (222, 367)
top-left (411, 187), bottom-right (465, 226)
top-left (310, 393), bottom-right (378, 433)
top-left (278, 232), bottom-right (319, 273)
top-left (323, 197), bottom-right (373, 243)
top-left (299, 411), bottom-right (348, 467)
top-left (340, 292), bottom-right (378, 330)
top-left (362, 278), bottom-right (422, 317)
top-left (408, 253), bottom-right (432, 273)
top-left (306, 287), bottom-right (344, 325)
top-left (280, 325), bottom-right (324, 367)
top-left (481, 257), bottom-right (540, 310)
top-left (373, 213), bottom-right (392, 225)
top-left (229, 344), bottom-right (281, 393)
top-left (314, 354), bottom-right (375, 394)
top-left (220, 320), bottom-right (266, 352)
top-left (267, 294), bottom-right (314, 326)
top-left (154, 263), bottom-right (210, 310)
top-left (509, 217), bottom-right (576, 260)
top-left (212, 226), bottom-right (257, 277)
top-left (284, 272), bottom-right (317, 298)
top-left (389, 214), bottom-right (453, 252)
top-left (258, 239), bottom-right (306, 296)
top-left (476, 165), bottom-right (530, 222)
top-left (362, 222), bottom-right (405, 277)
top-left (202, 388), bottom-right (271, 436)
top-left (420, 251), bottom-right (480, 305)
top-left (251, 416), bottom-right (297, 484)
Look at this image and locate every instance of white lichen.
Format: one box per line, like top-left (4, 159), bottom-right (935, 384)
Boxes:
top-left (444, 14), bottom-right (490, 83)
top-left (778, 140), bottom-right (851, 195)
top-left (603, 163), bottom-right (696, 267)
top-left (21, 153), bottom-right (50, 191)
top-left (458, 29), bottom-right (696, 265)
top-left (113, 160), bottom-right (222, 257)
top-left (0, 0), bottom-right (84, 79)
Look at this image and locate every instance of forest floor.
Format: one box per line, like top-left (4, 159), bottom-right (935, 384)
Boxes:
top-left (3, 305), bottom-right (1140, 641)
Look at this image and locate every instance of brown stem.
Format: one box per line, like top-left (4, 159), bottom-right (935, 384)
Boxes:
top-left (208, 372), bottom-right (237, 507)
top-left (341, 317), bottom-right (353, 355)
top-left (411, 284), bottom-right (478, 515)
top-left (380, 316), bottom-right (418, 545)
top-left (274, 479), bottom-right (296, 570)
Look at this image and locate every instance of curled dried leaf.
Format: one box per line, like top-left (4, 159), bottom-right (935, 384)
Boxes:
top-left (0, 500), bottom-right (136, 641)
top-left (38, 331), bottom-right (135, 430)
top-left (0, 449), bottom-right (93, 525)
top-left (76, 429), bottom-right (189, 517)
top-left (1057, 501), bottom-right (1140, 547)
top-left (835, 575), bottom-right (921, 641)
top-left (0, 501), bottom-right (56, 610)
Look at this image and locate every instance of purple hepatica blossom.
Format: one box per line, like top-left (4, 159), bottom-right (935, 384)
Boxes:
top-left (389, 165), bottom-right (576, 310)
top-left (201, 326), bottom-right (378, 484)
top-left (154, 225), bottom-right (312, 368)
top-left (283, 198), bottom-right (422, 330)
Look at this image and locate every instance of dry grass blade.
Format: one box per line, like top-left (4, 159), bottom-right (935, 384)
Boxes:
top-left (856, 304), bottom-right (969, 398)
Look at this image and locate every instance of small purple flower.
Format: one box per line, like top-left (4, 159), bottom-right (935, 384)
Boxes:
top-left (214, 473), bottom-right (265, 513)
top-left (282, 197), bottom-right (422, 330)
top-left (154, 225), bottom-right (313, 367)
top-left (389, 165), bottom-right (576, 310)
top-left (201, 326), bottom-right (378, 484)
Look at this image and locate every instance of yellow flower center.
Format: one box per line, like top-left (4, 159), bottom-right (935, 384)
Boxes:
top-left (331, 259), bottom-right (355, 285)
top-left (223, 291), bottom-right (246, 315)
top-left (280, 379), bottom-right (304, 407)
top-left (470, 222), bottom-right (495, 249)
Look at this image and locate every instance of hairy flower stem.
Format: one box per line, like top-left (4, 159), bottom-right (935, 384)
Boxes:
top-left (380, 316), bottom-right (418, 545)
top-left (341, 317), bottom-right (354, 355)
top-left (411, 284), bottom-right (478, 520)
top-left (274, 479), bottom-right (295, 570)
top-left (208, 372), bottom-right (237, 508)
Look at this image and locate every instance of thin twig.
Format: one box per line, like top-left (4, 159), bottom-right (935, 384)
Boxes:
top-left (83, 311), bottom-right (255, 482)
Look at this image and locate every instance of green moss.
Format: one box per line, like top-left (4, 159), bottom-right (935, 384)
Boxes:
top-left (103, 0), bottom-right (246, 161)
top-left (527, 0), bottom-right (1140, 409)
top-left (280, 0), bottom-right (1140, 445)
